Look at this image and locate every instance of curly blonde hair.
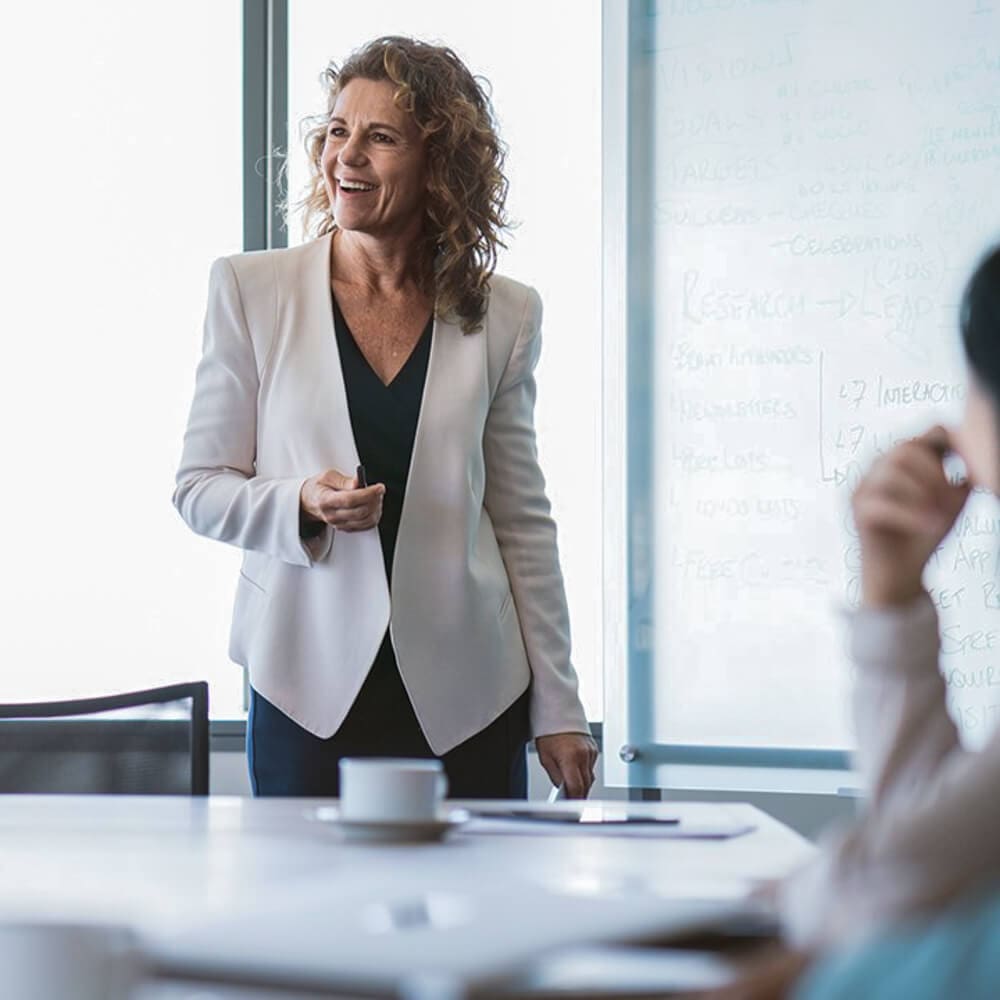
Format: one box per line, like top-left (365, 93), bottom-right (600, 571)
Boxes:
top-left (298, 36), bottom-right (510, 334)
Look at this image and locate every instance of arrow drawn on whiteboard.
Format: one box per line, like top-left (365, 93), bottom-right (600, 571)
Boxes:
top-left (816, 291), bottom-right (858, 318)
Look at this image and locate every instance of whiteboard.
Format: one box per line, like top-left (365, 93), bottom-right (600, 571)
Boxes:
top-left (640, 0), bottom-right (1000, 753)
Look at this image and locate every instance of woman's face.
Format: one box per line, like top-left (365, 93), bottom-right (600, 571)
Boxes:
top-left (954, 376), bottom-right (1000, 494)
top-left (321, 78), bottom-right (428, 240)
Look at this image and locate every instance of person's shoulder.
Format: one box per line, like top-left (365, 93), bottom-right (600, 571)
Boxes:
top-left (486, 273), bottom-right (542, 333)
top-left (213, 236), bottom-right (329, 284)
top-left (488, 272), bottom-right (538, 307)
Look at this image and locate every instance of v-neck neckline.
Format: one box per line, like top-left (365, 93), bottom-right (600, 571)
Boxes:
top-left (331, 288), bottom-right (434, 391)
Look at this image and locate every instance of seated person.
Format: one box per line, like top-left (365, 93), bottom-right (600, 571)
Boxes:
top-left (779, 244), bottom-right (1000, 951)
top-left (704, 244), bottom-right (1000, 1000)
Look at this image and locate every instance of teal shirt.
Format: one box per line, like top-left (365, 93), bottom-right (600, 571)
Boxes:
top-left (796, 889), bottom-right (1000, 1000)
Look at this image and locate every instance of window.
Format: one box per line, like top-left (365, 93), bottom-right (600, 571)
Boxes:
top-left (1, 1), bottom-right (245, 716)
top-left (1, 2), bottom-right (601, 724)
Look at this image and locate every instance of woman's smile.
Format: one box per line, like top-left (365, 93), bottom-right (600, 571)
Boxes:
top-left (336, 176), bottom-right (379, 195)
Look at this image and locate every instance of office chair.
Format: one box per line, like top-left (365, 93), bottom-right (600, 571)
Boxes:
top-left (0, 682), bottom-right (209, 795)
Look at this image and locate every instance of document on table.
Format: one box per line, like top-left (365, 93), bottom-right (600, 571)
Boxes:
top-left (463, 803), bottom-right (756, 839)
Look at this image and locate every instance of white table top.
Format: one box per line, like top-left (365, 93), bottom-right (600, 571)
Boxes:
top-left (0, 796), bottom-right (813, 995)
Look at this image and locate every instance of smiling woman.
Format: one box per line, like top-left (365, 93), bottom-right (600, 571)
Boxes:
top-left (298, 37), bottom-right (511, 334)
top-left (325, 81), bottom-right (428, 242)
top-left (174, 36), bottom-right (597, 801)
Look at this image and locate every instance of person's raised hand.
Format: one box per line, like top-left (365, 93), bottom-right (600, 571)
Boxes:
top-left (534, 732), bottom-right (599, 799)
top-left (852, 426), bottom-right (971, 609)
top-left (299, 468), bottom-right (385, 533)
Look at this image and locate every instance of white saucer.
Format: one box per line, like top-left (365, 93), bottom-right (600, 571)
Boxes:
top-left (310, 807), bottom-right (470, 844)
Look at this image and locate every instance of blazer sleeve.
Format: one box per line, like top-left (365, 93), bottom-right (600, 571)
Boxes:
top-left (173, 257), bottom-right (333, 567)
top-left (483, 286), bottom-right (590, 739)
top-left (780, 593), bottom-right (1000, 947)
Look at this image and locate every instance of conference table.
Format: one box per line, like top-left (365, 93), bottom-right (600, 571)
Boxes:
top-left (0, 795), bottom-right (814, 997)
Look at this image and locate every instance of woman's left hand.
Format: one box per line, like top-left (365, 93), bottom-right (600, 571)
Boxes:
top-left (852, 425), bottom-right (971, 608)
top-left (535, 732), bottom-right (599, 799)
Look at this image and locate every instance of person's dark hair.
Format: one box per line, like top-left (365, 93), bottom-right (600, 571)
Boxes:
top-left (960, 243), bottom-right (1000, 403)
top-left (297, 36), bottom-right (510, 334)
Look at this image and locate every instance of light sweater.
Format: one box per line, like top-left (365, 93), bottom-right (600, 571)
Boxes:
top-left (780, 592), bottom-right (1000, 947)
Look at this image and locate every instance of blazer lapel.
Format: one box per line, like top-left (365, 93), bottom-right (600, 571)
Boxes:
top-left (289, 232), bottom-right (363, 476)
top-left (393, 308), bottom-right (486, 584)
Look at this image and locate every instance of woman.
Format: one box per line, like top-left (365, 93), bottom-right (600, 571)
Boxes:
top-left (706, 245), bottom-right (1000, 999)
top-left (174, 36), bottom-right (597, 799)
top-left (777, 244), bottom-right (1000, 951)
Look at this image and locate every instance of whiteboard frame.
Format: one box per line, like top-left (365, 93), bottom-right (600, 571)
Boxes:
top-left (600, 0), bottom-right (631, 788)
top-left (600, 0), bottom-right (854, 791)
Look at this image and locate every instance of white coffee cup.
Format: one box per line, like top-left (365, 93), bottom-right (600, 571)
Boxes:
top-left (0, 921), bottom-right (141, 1000)
top-left (339, 757), bottom-right (448, 823)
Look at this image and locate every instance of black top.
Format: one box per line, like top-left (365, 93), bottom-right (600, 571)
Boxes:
top-left (332, 291), bottom-right (433, 580)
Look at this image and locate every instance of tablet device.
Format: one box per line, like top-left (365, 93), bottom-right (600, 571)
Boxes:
top-left (472, 806), bottom-right (680, 826)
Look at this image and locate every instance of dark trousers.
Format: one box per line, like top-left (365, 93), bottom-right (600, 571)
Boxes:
top-left (247, 634), bottom-right (530, 799)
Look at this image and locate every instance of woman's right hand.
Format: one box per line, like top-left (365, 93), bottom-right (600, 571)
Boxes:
top-left (299, 469), bottom-right (385, 532)
top-left (852, 426), bottom-right (971, 609)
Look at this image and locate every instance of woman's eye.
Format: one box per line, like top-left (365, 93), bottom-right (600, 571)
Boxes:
top-left (372, 132), bottom-right (394, 144)
top-left (328, 126), bottom-right (346, 138)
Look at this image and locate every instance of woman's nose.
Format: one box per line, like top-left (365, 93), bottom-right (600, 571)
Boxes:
top-left (339, 134), bottom-right (367, 166)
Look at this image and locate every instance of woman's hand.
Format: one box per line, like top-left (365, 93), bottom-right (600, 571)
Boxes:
top-left (299, 469), bottom-right (385, 532)
top-left (699, 946), bottom-right (814, 1000)
top-left (852, 426), bottom-right (971, 609)
top-left (535, 732), bottom-right (599, 799)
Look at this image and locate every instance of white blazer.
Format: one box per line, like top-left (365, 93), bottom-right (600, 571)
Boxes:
top-left (174, 234), bottom-right (589, 754)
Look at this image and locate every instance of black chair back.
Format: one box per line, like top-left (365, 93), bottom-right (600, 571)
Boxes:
top-left (0, 682), bottom-right (209, 795)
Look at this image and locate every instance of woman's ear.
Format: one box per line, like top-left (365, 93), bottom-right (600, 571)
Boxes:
top-left (954, 379), bottom-right (1000, 494)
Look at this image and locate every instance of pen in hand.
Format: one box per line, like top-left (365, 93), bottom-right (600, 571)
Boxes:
top-left (356, 464), bottom-right (368, 489)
